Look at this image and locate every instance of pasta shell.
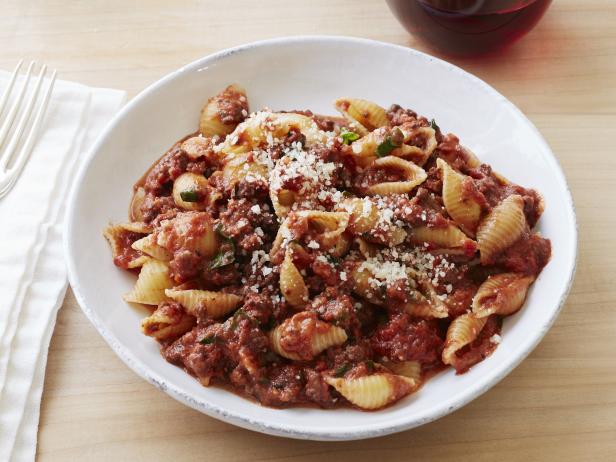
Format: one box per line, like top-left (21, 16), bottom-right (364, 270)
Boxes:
top-left (389, 227), bottom-right (408, 246)
top-left (461, 145), bottom-right (482, 169)
top-left (329, 232), bottom-right (352, 258)
top-left (154, 212), bottom-right (219, 258)
top-left (337, 198), bottom-right (406, 246)
top-left (396, 126), bottom-right (437, 166)
top-left (141, 304), bottom-right (195, 340)
top-left (339, 197), bottom-right (379, 234)
top-left (269, 112), bottom-right (330, 146)
top-left (365, 157), bottom-right (427, 196)
top-left (403, 277), bottom-right (448, 318)
top-left (180, 135), bottom-right (213, 160)
top-left (354, 237), bottom-right (379, 258)
top-left (269, 326), bottom-right (301, 360)
top-left (222, 152), bottom-right (268, 188)
top-left (325, 374), bottom-right (416, 410)
top-left (131, 233), bottom-right (172, 261)
top-left (279, 250), bottom-right (309, 307)
top-left (119, 221), bottom-right (153, 234)
top-left (334, 98), bottom-right (388, 131)
top-left (103, 223), bottom-right (151, 269)
top-left (269, 314), bottom-right (347, 360)
top-left (438, 158), bottom-right (482, 236)
top-left (296, 210), bottom-right (350, 248)
top-left (129, 187), bottom-right (146, 222)
top-left (404, 294), bottom-right (448, 319)
top-left (349, 127), bottom-right (402, 167)
top-left (350, 265), bottom-right (384, 305)
top-left (442, 313), bottom-right (487, 365)
top-left (270, 188), bottom-right (296, 219)
top-left (220, 111), bottom-right (328, 154)
top-left (409, 224), bottom-right (477, 255)
top-left (382, 361), bottom-right (422, 382)
top-left (124, 259), bottom-right (174, 305)
top-left (172, 172), bottom-right (217, 211)
top-left (269, 218), bottom-right (291, 258)
top-left (472, 273), bottom-right (534, 318)
top-left (103, 224), bottom-right (137, 256)
top-left (477, 194), bottom-right (527, 264)
top-left (199, 84), bottom-right (247, 137)
top-left (165, 288), bottom-right (242, 318)
top-left (311, 325), bottom-right (348, 357)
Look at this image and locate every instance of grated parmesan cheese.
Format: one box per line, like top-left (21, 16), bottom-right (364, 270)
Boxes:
top-left (250, 204), bottom-right (261, 214)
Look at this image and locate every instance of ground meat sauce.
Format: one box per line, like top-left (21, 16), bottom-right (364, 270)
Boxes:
top-left (108, 92), bottom-right (552, 410)
top-left (112, 230), bottom-right (145, 269)
top-left (371, 313), bottom-right (444, 366)
top-left (386, 104), bottom-right (430, 129)
top-left (451, 315), bottom-right (502, 373)
top-left (212, 86), bottom-right (249, 126)
top-left (355, 166), bottom-right (406, 194)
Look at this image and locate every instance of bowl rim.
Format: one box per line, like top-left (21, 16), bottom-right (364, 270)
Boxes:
top-left (64, 35), bottom-right (578, 441)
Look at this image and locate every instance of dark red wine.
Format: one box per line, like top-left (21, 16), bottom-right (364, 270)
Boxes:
top-left (386, 0), bottom-right (552, 55)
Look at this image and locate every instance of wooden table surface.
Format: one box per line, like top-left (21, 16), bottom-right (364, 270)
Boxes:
top-left (2, 0), bottom-right (615, 460)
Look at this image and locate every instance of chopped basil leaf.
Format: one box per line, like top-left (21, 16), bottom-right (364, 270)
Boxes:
top-left (376, 131), bottom-right (402, 157)
top-left (341, 130), bottom-right (360, 145)
top-left (365, 360), bottom-right (375, 373)
top-left (209, 247), bottom-right (235, 269)
top-left (377, 139), bottom-right (396, 157)
top-left (180, 189), bottom-right (199, 202)
top-left (430, 118), bottom-right (440, 132)
top-left (209, 224), bottom-right (235, 269)
top-left (230, 308), bottom-right (258, 330)
top-left (199, 335), bottom-right (217, 345)
top-left (334, 363), bottom-right (351, 377)
top-left (230, 309), bottom-right (244, 330)
top-left (214, 223), bottom-right (231, 240)
top-left (326, 254), bottom-right (340, 266)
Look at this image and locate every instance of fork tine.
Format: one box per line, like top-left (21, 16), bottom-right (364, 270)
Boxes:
top-left (2, 69), bottom-right (57, 190)
top-left (0, 64), bottom-right (48, 172)
top-left (0, 61), bottom-right (35, 151)
top-left (0, 59), bottom-right (24, 117)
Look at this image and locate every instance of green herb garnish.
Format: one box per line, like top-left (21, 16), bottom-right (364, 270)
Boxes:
top-left (199, 335), bottom-right (217, 345)
top-left (341, 130), bottom-right (360, 145)
top-left (376, 128), bottom-right (403, 157)
top-left (215, 223), bottom-right (231, 239)
top-left (209, 246), bottom-right (235, 269)
top-left (365, 360), bottom-right (375, 373)
top-left (209, 224), bottom-right (236, 269)
top-left (180, 189), bottom-right (199, 202)
top-left (326, 254), bottom-right (340, 265)
top-left (376, 138), bottom-right (396, 157)
top-left (230, 308), bottom-right (259, 330)
top-left (430, 118), bottom-right (440, 132)
top-left (334, 363), bottom-right (351, 378)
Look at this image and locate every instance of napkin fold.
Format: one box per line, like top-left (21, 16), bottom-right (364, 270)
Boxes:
top-left (0, 71), bottom-right (125, 461)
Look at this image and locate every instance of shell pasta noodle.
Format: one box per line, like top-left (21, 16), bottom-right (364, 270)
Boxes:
top-left (103, 85), bottom-right (551, 410)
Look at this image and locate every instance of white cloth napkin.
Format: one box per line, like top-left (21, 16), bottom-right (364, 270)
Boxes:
top-left (0, 71), bottom-right (125, 461)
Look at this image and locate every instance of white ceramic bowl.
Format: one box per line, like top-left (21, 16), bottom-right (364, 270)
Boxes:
top-left (64, 36), bottom-right (577, 441)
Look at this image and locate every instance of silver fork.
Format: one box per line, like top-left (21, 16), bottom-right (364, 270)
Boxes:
top-left (0, 60), bottom-right (57, 199)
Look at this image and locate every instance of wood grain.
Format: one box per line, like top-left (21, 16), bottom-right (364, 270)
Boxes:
top-left (1, 0), bottom-right (614, 460)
